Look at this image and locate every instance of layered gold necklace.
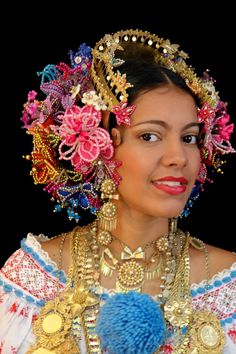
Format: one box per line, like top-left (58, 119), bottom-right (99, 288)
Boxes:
top-left (162, 233), bottom-right (226, 353)
top-left (98, 223), bottom-right (226, 353)
top-left (99, 231), bottom-right (175, 293)
top-left (98, 218), bottom-right (188, 298)
top-left (27, 221), bottom-right (226, 354)
top-left (27, 225), bottom-right (102, 354)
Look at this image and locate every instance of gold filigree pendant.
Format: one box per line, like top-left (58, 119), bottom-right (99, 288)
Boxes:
top-left (27, 295), bottom-right (74, 353)
top-left (116, 260), bottom-right (145, 292)
top-left (189, 311), bottom-right (226, 353)
top-left (164, 298), bottom-right (192, 327)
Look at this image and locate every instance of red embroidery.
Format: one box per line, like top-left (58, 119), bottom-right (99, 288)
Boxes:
top-left (32, 313), bottom-right (39, 322)
top-left (19, 306), bottom-right (29, 318)
top-left (228, 324), bottom-right (236, 344)
top-left (0, 342), bottom-right (3, 354)
top-left (11, 347), bottom-right (17, 354)
top-left (163, 344), bottom-right (173, 353)
top-left (8, 302), bottom-right (19, 313)
top-left (192, 281), bottom-right (236, 321)
top-left (0, 293), bottom-right (4, 304)
top-left (1, 241), bottom-right (65, 301)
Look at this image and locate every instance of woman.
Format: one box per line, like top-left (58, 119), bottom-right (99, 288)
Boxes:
top-left (0, 29), bottom-right (235, 353)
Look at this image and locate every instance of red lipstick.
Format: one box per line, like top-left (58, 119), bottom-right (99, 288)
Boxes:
top-left (152, 176), bottom-right (188, 195)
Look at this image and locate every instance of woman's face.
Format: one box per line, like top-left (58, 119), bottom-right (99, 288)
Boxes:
top-left (113, 85), bottom-right (201, 218)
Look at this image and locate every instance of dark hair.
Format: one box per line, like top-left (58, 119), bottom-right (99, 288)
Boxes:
top-left (108, 42), bottom-right (200, 131)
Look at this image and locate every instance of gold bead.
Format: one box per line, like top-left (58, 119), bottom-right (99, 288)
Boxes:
top-left (100, 179), bottom-right (116, 195)
top-left (22, 154), bottom-right (31, 160)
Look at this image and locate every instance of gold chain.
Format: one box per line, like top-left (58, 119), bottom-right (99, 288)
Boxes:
top-left (55, 233), bottom-right (67, 294)
top-left (112, 232), bottom-right (169, 252)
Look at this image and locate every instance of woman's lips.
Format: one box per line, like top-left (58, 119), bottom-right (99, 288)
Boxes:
top-left (152, 176), bottom-right (188, 195)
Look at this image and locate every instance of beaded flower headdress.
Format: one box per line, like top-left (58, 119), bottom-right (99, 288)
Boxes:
top-left (21, 29), bottom-right (235, 221)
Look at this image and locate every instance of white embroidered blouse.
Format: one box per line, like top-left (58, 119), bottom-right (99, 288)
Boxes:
top-left (0, 233), bottom-right (235, 353)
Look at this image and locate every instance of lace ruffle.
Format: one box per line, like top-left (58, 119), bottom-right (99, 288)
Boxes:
top-left (191, 262), bottom-right (236, 291)
top-left (25, 233), bottom-right (59, 268)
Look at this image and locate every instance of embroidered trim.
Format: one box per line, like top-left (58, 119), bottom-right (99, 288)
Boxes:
top-left (25, 233), bottom-right (58, 268)
top-left (191, 262), bottom-right (236, 294)
top-left (0, 273), bottom-right (44, 307)
top-left (21, 237), bottom-right (67, 284)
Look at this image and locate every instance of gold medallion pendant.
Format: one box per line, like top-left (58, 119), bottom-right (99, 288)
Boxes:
top-left (116, 260), bottom-right (145, 292)
top-left (27, 295), bottom-right (74, 353)
top-left (189, 311), bottom-right (226, 353)
top-left (28, 282), bottom-right (99, 354)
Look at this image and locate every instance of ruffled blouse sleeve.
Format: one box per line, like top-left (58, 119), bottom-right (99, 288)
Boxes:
top-left (0, 233), bottom-right (67, 354)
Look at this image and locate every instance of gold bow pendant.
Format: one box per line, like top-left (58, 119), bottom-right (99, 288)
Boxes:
top-left (121, 246), bottom-right (145, 260)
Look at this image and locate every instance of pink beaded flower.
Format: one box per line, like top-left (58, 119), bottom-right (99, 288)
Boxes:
top-left (112, 102), bottom-right (136, 126)
top-left (54, 105), bottom-right (114, 171)
top-left (198, 102), bottom-right (235, 162)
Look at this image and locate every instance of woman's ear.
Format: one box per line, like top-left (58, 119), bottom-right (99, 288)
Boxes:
top-left (111, 128), bottom-right (122, 146)
top-left (102, 111), bottom-right (122, 146)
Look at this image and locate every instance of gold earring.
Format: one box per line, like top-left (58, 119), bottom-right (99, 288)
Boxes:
top-left (98, 179), bottom-right (119, 232)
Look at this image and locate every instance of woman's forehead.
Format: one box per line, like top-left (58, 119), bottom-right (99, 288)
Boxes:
top-left (131, 87), bottom-right (198, 123)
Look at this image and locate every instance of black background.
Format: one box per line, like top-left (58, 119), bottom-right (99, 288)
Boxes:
top-left (3, 3), bottom-right (236, 267)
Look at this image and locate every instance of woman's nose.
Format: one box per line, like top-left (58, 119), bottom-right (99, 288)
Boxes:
top-left (161, 140), bottom-right (187, 168)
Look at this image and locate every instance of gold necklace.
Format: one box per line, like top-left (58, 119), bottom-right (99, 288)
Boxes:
top-left (162, 234), bottom-right (226, 353)
top-left (27, 226), bottom-right (101, 354)
top-left (100, 246), bottom-right (168, 292)
top-left (27, 233), bottom-right (79, 353)
top-left (99, 226), bottom-right (178, 293)
top-left (27, 221), bottom-right (225, 354)
top-left (188, 236), bottom-right (226, 354)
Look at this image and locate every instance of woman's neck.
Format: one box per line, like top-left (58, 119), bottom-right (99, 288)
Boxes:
top-left (110, 210), bottom-right (170, 251)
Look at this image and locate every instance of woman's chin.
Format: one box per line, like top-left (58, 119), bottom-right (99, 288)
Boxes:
top-left (151, 200), bottom-right (187, 218)
top-left (153, 206), bottom-right (185, 219)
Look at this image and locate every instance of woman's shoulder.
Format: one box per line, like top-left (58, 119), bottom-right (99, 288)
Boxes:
top-left (39, 222), bottom-right (95, 274)
top-left (207, 244), bottom-right (236, 276)
top-left (189, 238), bottom-right (236, 285)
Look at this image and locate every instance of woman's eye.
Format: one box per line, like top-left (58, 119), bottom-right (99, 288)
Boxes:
top-left (140, 133), bottom-right (159, 142)
top-left (183, 135), bottom-right (198, 144)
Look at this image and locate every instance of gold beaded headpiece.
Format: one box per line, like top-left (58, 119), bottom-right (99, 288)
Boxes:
top-left (90, 29), bottom-right (217, 110)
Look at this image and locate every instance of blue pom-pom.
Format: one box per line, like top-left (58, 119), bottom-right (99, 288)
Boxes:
top-left (96, 291), bottom-right (166, 354)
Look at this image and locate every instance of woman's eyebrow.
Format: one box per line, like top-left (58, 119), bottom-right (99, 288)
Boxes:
top-left (132, 120), bottom-right (168, 128)
top-left (132, 120), bottom-right (200, 131)
top-left (182, 122), bottom-right (200, 131)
